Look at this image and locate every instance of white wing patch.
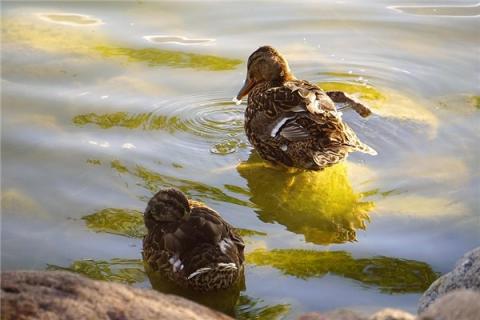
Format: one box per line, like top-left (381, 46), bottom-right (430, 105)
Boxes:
top-left (169, 256), bottom-right (184, 273)
top-left (217, 262), bottom-right (237, 270)
top-left (271, 116), bottom-right (294, 137)
top-left (187, 267), bottom-right (212, 280)
top-left (218, 238), bottom-right (233, 254)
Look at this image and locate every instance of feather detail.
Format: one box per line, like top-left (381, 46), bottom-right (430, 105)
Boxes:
top-left (143, 189), bottom-right (244, 291)
top-left (243, 47), bottom-right (376, 170)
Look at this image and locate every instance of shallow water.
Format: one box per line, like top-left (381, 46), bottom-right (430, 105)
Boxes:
top-left (1, 1), bottom-right (479, 318)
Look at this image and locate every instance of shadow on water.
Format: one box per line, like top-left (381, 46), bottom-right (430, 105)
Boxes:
top-left (236, 153), bottom-right (375, 244)
top-left (247, 248), bottom-right (438, 294)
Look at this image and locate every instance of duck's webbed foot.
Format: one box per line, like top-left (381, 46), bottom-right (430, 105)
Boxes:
top-left (326, 91), bottom-right (372, 118)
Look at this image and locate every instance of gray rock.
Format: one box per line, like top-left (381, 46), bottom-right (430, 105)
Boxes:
top-left (369, 308), bottom-right (415, 320)
top-left (419, 289), bottom-right (480, 320)
top-left (418, 247), bottom-right (480, 313)
top-left (297, 309), bottom-right (417, 320)
top-left (298, 310), bottom-right (366, 320)
top-left (1, 271), bottom-right (232, 320)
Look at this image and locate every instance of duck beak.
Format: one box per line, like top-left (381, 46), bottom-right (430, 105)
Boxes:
top-left (236, 76), bottom-right (255, 101)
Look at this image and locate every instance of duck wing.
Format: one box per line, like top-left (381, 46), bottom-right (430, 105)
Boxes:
top-left (263, 80), bottom-right (336, 140)
top-left (263, 81), bottom-right (377, 156)
top-left (175, 206), bottom-right (244, 280)
top-left (262, 80), bottom-right (336, 116)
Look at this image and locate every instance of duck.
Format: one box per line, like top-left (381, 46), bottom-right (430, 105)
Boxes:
top-left (235, 45), bottom-right (377, 170)
top-left (142, 188), bottom-right (245, 291)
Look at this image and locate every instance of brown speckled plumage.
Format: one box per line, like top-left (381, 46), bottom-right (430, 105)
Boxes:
top-left (142, 189), bottom-right (244, 291)
top-left (237, 46), bottom-right (376, 170)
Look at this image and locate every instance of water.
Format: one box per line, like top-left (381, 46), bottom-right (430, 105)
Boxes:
top-left (2, 1), bottom-right (479, 318)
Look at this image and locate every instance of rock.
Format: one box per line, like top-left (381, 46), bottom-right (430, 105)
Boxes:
top-left (297, 308), bottom-right (416, 320)
top-left (298, 310), bottom-right (365, 320)
top-left (1, 271), bottom-right (232, 320)
top-left (369, 308), bottom-right (415, 320)
top-left (418, 247), bottom-right (480, 313)
top-left (419, 289), bottom-right (480, 320)
top-left (298, 309), bottom-right (366, 320)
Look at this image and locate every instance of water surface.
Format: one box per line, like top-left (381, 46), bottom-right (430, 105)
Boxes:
top-left (2, 1), bottom-right (479, 318)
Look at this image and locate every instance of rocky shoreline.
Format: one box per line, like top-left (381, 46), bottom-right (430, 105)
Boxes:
top-left (2, 247), bottom-right (479, 320)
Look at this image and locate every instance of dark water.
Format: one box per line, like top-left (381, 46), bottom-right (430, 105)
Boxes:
top-left (2, 1), bottom-right (479, 318)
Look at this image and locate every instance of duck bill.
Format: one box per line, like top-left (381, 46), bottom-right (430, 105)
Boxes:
top-left (236, 78), bottom-right (255, 101)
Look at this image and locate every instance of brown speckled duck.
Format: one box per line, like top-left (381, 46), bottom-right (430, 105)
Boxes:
top-left (235, 46), bottom-right (376, 170)
top-left (142, 188), bottom-right (244, 291)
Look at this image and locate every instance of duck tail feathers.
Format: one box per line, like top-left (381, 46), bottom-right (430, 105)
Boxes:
top-left (354, 141), bottom-right (377, 156)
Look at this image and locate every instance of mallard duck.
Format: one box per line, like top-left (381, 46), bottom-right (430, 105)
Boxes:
top-left (142, 188), bottom-right (245, 291)
top-left (235, 45), bottom-right (376, 170)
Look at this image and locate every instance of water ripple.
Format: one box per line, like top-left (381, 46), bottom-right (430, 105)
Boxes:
top-left (146, 93), bottom-right (249, 155)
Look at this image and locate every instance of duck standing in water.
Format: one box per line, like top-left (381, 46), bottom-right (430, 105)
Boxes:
top-left (235, 46), bottom-right (376, 170)
top-left (143, 188), bottom-right (245, 291)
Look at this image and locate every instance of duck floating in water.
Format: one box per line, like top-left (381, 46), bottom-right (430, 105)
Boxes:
top-left (143, 188), bottom-right (245, 291)
top-left (235, 45), bottom-right (376, 170)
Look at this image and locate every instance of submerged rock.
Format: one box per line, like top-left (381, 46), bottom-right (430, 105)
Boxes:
top-left (418, 246), bottom-right (480, 312)
top-left (0, 271), bottom-right (232, 320)
top-left (418, 289), bottom-right (480, 320)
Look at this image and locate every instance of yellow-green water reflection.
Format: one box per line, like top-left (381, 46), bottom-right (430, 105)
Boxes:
top-left (81, 203), bottom-right (264, 240)
top-left (83, 208), bottom-right (146, 238)
top-left (237, 153), bottom-right (374, 244)
top-left (247, 248), bottom-right (438, 294)
top-left (46, 258), bottom-right (145, 284)
top-left (3, 16), bottom-right (242, 71)
top-left (73, 112), bottom-right (187, 131)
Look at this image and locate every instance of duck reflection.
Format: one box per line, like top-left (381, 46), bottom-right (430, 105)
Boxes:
top-left (145, 264), bottom-right (245, 316)
top-left (237, 152), bottom-right (375, 244)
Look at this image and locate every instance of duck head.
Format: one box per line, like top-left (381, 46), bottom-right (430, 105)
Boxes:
top-left (144, 188), bottom-right (191, 229)
top-left (236, 46), bottom-right (294, 101)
